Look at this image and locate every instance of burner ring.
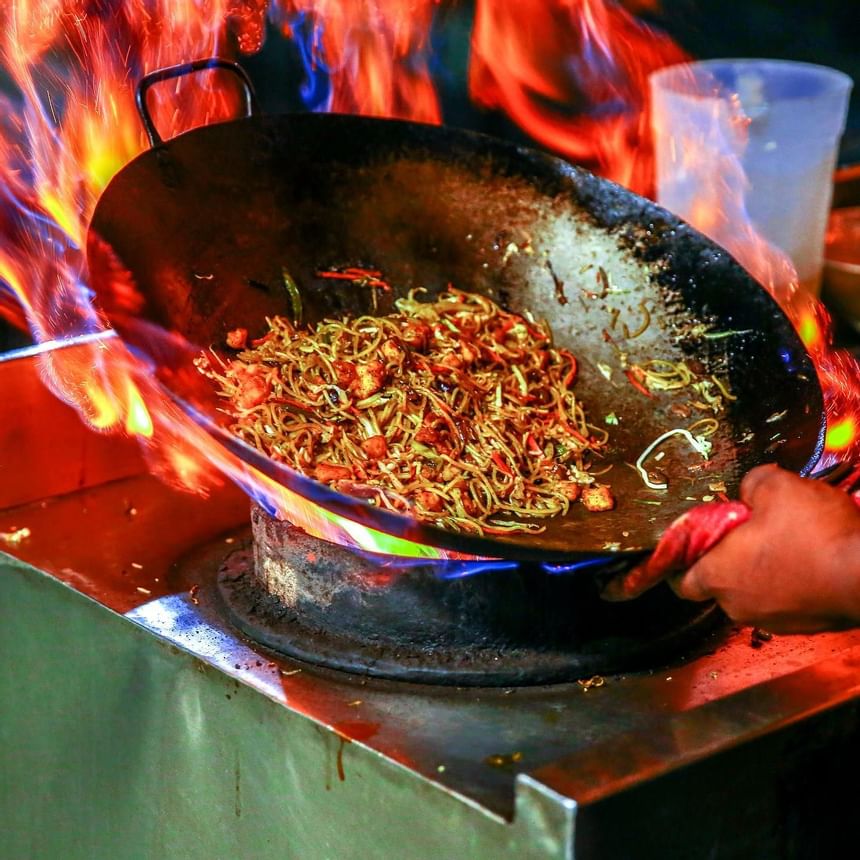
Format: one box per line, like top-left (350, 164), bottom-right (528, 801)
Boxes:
top-left (214, 510), bottom-right (722, 686)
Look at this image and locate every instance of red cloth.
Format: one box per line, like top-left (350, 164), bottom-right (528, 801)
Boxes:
top-left (603, 501), bottom-right (750, 600)
top-left (604, 470), bottom-right (860, 601)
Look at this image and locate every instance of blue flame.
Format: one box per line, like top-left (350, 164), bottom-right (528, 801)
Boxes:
top-left (433, 560), bottom-right (520, 580)
top-left (247, 481), bottom-right (280, 517)
top-left (779, 347), bottom-right (799, 373)
top-left (364, 552), bottom-right (519, 580)
top-left (541, 556), bottom-right (615, 575)
top-left (279, 11), bottom-right (331, 111)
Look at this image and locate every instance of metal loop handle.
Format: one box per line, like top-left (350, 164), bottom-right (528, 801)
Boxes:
top-left (136, 58), bottom-right (260, 148)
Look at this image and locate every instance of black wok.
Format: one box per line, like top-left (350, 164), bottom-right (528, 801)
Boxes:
top-left (87, 59), bottom-right (825, 563)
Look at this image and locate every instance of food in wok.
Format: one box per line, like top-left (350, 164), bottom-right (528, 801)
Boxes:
top-left (196, 284), bottom-right (732, 536)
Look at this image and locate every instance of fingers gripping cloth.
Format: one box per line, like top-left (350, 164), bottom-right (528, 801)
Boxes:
top-left (603, 501), bottom-right (750, 600)
top-left (605, 471), bottom-right (860, 601)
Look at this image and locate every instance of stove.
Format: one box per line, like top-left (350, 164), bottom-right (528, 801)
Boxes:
top-left (215, 503), bottom-right (718, 687)
top-left (3, 338), bottom-right (860, 859)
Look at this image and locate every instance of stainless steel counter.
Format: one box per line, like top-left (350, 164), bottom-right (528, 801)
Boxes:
top-left (3, 340), bottom-right (860, 859)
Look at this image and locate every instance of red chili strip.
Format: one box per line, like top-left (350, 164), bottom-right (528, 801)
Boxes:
top-left (343, 267), bottom-right (382, 277)
top-left (524, 322), bottom-right (548, 342)
top-left (482, 346), bottom-right (504, 363)
top-left (490, 452), bottom-right (515, 477)
top-left (624, 368), bottom-right (654, 398)
top-left (317, 271), bottom-right (357, 280)
top-left (316, 269), bottom-right (391, 290)
top-left (317, 268), bottom-right (382, 278)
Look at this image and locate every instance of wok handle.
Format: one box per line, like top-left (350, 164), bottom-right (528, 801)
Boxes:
top-left (136, 58), bottom-right (260, 148)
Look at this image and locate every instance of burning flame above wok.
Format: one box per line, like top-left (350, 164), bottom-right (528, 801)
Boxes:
top-left (0, 0), bottom-right (857, 560)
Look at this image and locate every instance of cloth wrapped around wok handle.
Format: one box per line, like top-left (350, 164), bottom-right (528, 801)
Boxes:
top-left (603, 463), bottom-right (860, 602)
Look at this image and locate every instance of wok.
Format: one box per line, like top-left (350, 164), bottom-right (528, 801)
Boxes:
top-left (87, 59), bottom-right (825, 563)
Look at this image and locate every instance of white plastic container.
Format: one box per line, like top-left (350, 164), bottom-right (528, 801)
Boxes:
top-left (651, 59), bottom-right (852, 296)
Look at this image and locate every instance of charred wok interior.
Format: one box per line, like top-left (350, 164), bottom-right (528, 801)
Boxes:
top-left (88, 110), bottom-right (825, 564)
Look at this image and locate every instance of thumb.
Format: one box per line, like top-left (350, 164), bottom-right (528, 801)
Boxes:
top-left (739, 463), bottom-right (795, 509)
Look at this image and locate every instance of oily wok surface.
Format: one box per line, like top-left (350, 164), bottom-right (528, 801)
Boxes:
top-left (88, 113), bottom-right (824, 561)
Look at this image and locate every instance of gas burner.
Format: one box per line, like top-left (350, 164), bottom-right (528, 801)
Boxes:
top-left (215, 504), bottom-right (720, 686)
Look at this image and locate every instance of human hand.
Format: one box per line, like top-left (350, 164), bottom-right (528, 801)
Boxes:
top-left (603, 464), bottom-right (860, 633)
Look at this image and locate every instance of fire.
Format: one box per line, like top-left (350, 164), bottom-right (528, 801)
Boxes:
top-left (826, 417), bottom-right (856, 452)
top-left (82, 370), bottom-right (152, 438)
top-left (277, 0), bottom-right (441, 121)
top-left (0, 0), bottom-right (858, 562)
top-left (0, 0), bottom-right (459, 557)
top-left (469, 0), bottom-right (688, 195)
top-left (798, 309), bottom-right (826, 354)
top-left (0, 0), bottom-right (235, 460)
top-left (124, 378), bottom-right (154, 437)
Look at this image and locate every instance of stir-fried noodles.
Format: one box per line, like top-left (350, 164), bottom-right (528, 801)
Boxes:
top-left (195, 289), bottom-right (615, 535)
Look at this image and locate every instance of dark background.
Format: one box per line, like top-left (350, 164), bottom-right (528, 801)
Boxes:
top-left (661, 0), bottom-right (860, 159)
top-left (2, 0), bottom-right (859, 351)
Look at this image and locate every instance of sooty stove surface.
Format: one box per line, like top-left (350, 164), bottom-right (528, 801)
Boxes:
top-left (3, 341), bottom-right (860, 860)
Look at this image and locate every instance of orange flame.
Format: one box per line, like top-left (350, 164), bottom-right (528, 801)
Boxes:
top-left (469, 0), bottom-right (688, 195)
top-left (0, 0), bottom-right (240, 465)
top-left (0, 0), bottom-right (453, 556)
top-left (279, 0), bottom-right (441, 122)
